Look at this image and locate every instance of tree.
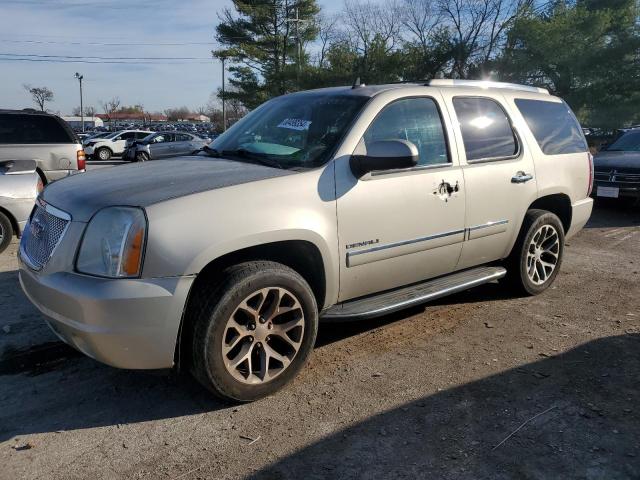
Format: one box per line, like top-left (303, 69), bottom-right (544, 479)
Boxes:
top-left (214, 0), bottom-right (321, 109)
top-left (23, 85), bottom-right (54, 111)
top-left (72, 105), bottom-right (97, 117)
top-left (100, 97), bottom-right (121, 117)
top-left (498, 0), bottom-right (640, 128)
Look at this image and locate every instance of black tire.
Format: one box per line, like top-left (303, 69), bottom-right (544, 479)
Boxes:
top-left (0, 211), bottom-right (14, 255)
top-left (96, 147), bottom-right (112, 161)
top-left (190, 261), bottom-right (318, 402)
top-left (505, 209), bottom-right (565, 296)
top-left (136, 152), bottom-right (149, 162)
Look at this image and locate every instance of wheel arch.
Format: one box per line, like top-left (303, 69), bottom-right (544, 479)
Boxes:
top-left (174, 239), bottom-right (328, 370)
top-left (0, 206), bottom-right (18, 237)
top-left (528, 193), bottom-right (572, 234)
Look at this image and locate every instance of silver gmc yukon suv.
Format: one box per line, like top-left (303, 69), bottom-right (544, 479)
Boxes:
top-left (19, 80), bottom-right (594, 402)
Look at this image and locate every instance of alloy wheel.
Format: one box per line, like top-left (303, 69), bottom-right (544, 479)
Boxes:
top-left (526, 224), bottom-right (560, 285)
top-left (221, 287), bottom-right (305, 384)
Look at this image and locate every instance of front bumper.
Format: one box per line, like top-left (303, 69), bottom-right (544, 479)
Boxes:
top-left (19, 259), bottom-right (194, 369)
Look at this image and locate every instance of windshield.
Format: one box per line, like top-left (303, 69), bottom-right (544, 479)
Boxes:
top-left (208, 93), bottom-right (369, 169)
top-left (104, 131), bottom-right (124, 139)
top-left (606, 131), bottom-right (640, 152)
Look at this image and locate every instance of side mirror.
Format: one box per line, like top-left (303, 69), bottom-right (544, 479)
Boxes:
top-left (350, 139), bottom-right (419, 178)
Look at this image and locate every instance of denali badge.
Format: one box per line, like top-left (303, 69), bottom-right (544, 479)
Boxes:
top-left (346, 239), bottom-right (380, 250)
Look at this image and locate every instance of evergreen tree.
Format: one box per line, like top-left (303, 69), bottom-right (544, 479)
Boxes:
top-left (214, 0), bottom-right (320, 109)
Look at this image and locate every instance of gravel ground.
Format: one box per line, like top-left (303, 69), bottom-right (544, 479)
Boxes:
top-left (0, 201), bottom-right (639, 480)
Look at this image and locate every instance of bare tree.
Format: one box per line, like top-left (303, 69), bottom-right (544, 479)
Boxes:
top-left (402, 0), bottom-right (443, 52)
top-left (438, 0), bottom-right (526, 78)
top-left (100, 97), bottom-right (121, 117)
top-left (84, 106), bottom-right (97, 117)
top-left (343, 0), bottom-right (404, 56)
top-left (314, 14), bottom-right (341, 68)
top-left (23, 84), bottom-right (54, 111)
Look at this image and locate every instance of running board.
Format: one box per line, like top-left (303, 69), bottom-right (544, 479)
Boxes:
top-left (322, 266), bottom-right (506, 321)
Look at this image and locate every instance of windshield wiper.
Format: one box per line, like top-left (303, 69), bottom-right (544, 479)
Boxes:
top-left (221, 148), bottom-right (284, 169)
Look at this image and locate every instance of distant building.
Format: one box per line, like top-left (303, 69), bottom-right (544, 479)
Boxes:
top-left (62, 116), bottom-right (104, 129)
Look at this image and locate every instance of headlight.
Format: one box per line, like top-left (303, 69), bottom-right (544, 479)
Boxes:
top-left (76, 207), bottom-right (147, 278)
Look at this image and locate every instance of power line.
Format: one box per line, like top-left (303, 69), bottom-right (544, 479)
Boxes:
top-left (0, 39), bottom-right (214, 46)
top-left (0, 57), bottom-right (212, 65)
top-left (0, 52), bottom-right (211, 60)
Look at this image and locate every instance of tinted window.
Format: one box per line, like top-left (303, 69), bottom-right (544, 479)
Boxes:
top-left (0, 113), bottom-right (74, 144)
top-left (453, 97), bottom-right (518, 161)
top-left (120, 132), bottom-right (136, 140)
top-left (364, 97), bottom-right (449, 167)
top-left (515, 99), bottom-right (587, 155)
top-left (135, 132), bottom-right (149, 139)
top-left (176, 134), bottom-right (191, 141)
top-left (606, 130), bottom-right (640, 152)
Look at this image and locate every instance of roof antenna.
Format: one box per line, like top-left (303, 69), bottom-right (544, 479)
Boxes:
top-left (352, 77), bottom-right (365, 89)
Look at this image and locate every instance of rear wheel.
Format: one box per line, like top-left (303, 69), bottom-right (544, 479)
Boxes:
top-left (0, 212), bottom-right (13, 254)
top-left (506, 209), bottom-right (565, 295)
top-left (136, 152), bottom-right (149, 162)
top-left (96, 147), bottom-right (112, 161)
top-left (191, 261), bottom-right (318, 402)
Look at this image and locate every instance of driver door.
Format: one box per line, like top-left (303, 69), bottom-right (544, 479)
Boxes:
top-left (336, 95), bottom-right (466, 301)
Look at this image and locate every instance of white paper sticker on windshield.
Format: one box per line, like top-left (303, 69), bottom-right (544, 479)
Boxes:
top-left (277, 118), bottom-right (312, 131)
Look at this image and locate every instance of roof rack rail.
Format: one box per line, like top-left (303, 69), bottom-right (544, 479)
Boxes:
top-left (427, 79), bottom-right (549, 95)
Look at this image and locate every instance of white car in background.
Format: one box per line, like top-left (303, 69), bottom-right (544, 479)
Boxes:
top-left (84, 130), bottom-right (150, 160)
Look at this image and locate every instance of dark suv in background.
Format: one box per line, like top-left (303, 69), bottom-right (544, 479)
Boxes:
top-left (0, 109), bottom-right (86, 183)
top-left (593, 128), bottom-right (640, 202)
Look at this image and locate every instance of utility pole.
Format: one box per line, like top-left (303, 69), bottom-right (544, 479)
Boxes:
top-left (74, 72), bottom-right (84, 132)
top-left (286, 4), bottom-right (305, 81)
top-left (221, 56), bottom-right (226, 131)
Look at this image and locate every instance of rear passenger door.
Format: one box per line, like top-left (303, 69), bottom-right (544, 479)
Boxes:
top-left (440, 93), bottom-right (538, 269)
top-left (175, 134), bottom-right (194, 155)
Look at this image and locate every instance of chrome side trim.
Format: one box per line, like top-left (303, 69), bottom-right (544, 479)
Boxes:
top-left (345, 220), bottom-right (509, 268)
top-left (466, 219), bottom-right (509, 241)
top-left (348, 228), bottom-right (465, 257)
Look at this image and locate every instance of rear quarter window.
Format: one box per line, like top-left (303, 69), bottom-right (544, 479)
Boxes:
top-left (514, 99), bottom-right (587, 155)
top-left (0, 113), bottom-right (75, 144)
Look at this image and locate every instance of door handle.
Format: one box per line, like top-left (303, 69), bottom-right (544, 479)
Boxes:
top-left (511, 171), bottom-right (534, 183)
top-left (435, 180), bottom-right (460, 197)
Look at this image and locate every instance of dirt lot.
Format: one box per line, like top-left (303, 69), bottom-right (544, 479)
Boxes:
top-left (1, 201), bottom-right (639, 480)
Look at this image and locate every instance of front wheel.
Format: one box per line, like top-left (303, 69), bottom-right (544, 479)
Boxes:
top-left (96, 147), bottom-right (112, 161)
top-left (506, 209), bottom-right (565, 295)
top-left (191, 261), bottom-right (318, 402)
top-left (0, 211), bottom-right (14, 254)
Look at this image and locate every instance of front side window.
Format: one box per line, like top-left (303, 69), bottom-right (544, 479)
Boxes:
top-left (363, 97), bottom-right (449, 167)
top-left (209, 93), bottom-right (369, 169)
top-left (453, 97), bottom-right (518, 161)
top-left (515, 99), bottom-right (587, 155)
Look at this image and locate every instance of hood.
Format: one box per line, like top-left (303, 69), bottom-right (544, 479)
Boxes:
top-left (42, 156), bottom-right (294, 222)
top-left (594, 150), bottom-right (640, 172)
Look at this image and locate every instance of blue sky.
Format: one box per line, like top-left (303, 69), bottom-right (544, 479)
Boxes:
top-left (0, 0), bottom-right (344, 115)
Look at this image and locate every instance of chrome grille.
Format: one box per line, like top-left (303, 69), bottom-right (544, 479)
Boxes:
top-left (594, 169), bottom-right (640, 184)
top-left (20, 201), bottom-right (70, 270)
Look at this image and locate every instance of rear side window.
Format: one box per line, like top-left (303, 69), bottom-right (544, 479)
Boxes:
top-left (514, 99), bottom-right (587, 155)
top-left (0, 114), bottom-right (74, 144)
top-left (453, 97), bottom-right (518, 161)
